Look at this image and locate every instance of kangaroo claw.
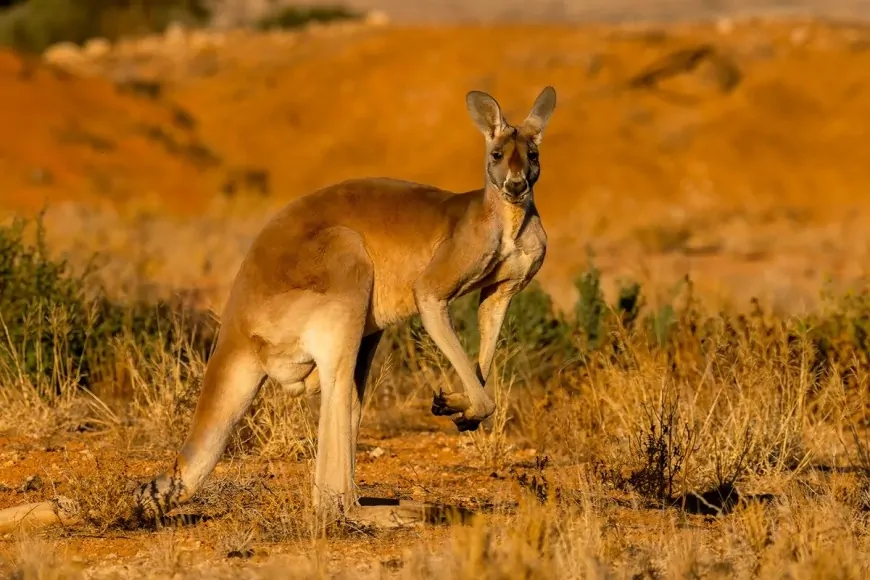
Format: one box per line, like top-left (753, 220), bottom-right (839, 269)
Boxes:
top-left (452, 416), bottom-right (482, 432)
top-left (431, 391), bottom-right (471, 416)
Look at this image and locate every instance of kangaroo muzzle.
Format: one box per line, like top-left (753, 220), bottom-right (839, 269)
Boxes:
top-left (503, 175), bottom-right (528, 197)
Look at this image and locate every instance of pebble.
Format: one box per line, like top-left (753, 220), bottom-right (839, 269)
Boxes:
top-left (716, 18), bottom-right (734, 36)
top-left (43, 41), bottom-right (83, 66)
top-left (365, 10), bottom-right (390, 27)
top-left (83, 37), bottom-right (111, 59)
top-left (41, 18), bottom-right (378, 80)
top-left (164, 21), bottom-right (188, 47)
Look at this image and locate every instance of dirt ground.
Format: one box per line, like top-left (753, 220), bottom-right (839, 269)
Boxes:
top-left (3, 14), bottom-right (870, 579)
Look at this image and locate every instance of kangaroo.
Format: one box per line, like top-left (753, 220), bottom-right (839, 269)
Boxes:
top-left (0, 86), bottom-right (556, 532)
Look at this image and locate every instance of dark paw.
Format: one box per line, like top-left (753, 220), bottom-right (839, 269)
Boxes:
top-left (431, 391), bottom-right (470, 417)
top-left (453, 416), bottom-right (482, 432)
top-left (132, 484), bottom-right (163, 527)
top-left (431, 392), bottom-right (453, 416)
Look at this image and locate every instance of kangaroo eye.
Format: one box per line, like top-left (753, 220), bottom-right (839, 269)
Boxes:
top-left (490, 151), bottom-right (503, 161)
top-left (528, 150), bottom-right (539, 161)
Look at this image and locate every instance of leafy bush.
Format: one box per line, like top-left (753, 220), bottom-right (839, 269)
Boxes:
top-left (255, 5), bottom-right (361, 31)
top-left (6, 214), bottom-right (870, 428)
top-left (0, 0), bottom-right (211, 53)
top-left (0, 214), bottom-right (217, 392)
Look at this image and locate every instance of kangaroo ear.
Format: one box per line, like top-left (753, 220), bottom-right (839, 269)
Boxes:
top-left (523, 86), bottom-right (557, 145)
top-left (466, 90), bottom-right (507, 141)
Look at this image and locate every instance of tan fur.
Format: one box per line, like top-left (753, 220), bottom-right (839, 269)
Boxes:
top-left (0, 87), bottom-right (557, 531)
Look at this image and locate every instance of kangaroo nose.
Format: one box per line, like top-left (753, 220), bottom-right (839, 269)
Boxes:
top-left (505, 176), bottom-right (527, 196)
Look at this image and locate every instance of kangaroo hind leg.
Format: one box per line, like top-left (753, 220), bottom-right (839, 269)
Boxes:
top-left (306, 302), bottom-right (370, 520)
top-left (134, 330), bottom-right (265, 524)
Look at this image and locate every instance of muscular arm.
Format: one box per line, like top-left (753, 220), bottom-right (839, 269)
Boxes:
top-left (413, 236), bottom-right (497, 425)
top-left (476, 281), bottom-right (521, 385)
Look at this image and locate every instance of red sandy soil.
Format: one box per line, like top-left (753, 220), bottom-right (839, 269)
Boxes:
top-left (3, 19), bottom-right (870, 222)
top-left (6, 18), bottom-right (870, 309)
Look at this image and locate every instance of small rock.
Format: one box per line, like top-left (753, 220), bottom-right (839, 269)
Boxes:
top-left (43, 42), bottom-right (83, 66)
top-left (83, 37), bottom-right (111, 59)
top-left (715, 18), bottom-right (734, 35)
top-left (368, 447), bottom-right (386, 459)
top-left (21, 474), bottom-right (43, 492)
top-left (164, 21), bottom-right (188, 46)
top-left (364, 10), bottom-right (390, 27)
top-left (790, 26), bottom-right (810, 47)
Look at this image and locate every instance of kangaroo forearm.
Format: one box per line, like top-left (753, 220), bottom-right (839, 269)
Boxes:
top-left (477, 289), bottom-right (513, 384)
top-left (416, 297), bottom-right (483, 393)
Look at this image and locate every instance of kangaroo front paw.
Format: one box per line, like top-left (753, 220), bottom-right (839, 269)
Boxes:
top-left (433, 391), bottom-right (495, 432)
top-left (452, 415), bottom-right (482, 432)
top-left (431, 391), bottom-right (471, 416)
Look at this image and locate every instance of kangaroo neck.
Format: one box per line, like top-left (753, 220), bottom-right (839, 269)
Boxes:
top-left (482, 184), bottom-right (534, 240)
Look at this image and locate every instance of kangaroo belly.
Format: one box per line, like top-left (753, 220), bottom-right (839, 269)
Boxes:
top-left (369, 282), bottom-right (419, 331)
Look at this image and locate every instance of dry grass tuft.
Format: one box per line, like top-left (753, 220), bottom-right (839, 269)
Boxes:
top-left (4, 218), bottom-right (870, 577)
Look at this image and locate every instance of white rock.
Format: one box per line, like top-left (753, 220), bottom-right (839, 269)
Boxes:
top-left (83, 37), bottom-right (111, 59)
top-left (364, 10), bottom-right (390, 27)
top-left (43, 41), bottom-right (83, 65)
top-left (164, 21), bottom-right (188, 46)
top-left (790, 26), bottom-right (809, 47)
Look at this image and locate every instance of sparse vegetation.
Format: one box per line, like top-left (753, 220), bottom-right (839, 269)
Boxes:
top-left (254, 5), bottom-right (362, 32)
top-left (1, 8), bottom-right (870, 577)
top-left (1, 217), bottom-right (870, 577)
top-left (0, 214), bottom-right (217, 396)
top-left (0, 0), bottom-right (211, 53)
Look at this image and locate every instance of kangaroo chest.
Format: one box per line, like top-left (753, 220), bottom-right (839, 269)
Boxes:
top-left (490, 211), bottom-right (547, 285)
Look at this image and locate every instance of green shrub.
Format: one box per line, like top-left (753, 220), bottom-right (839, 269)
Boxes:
top-left (0, 214), bottom-right (216, 392)
top-left (7, 215), bottom-right (870, 419)
top-left (0, 0), bottom-right (211, 53)
top-left (573, 261), bottom-right (608, 352)
top-left (255, 5), bottom-right (361, 31)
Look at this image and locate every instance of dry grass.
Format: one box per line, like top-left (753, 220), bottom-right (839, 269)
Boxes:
top-left (5, 12), bottom-right (870, 578)
top-left (3, 215), bottom-right (870, 579)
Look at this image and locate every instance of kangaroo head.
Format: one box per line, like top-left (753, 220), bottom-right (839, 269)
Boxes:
top-left (466, 86), bottom-right (556, 204)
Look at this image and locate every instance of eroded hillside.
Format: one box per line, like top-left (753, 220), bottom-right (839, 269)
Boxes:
top-left (4, 17), bottom-right (870, 308)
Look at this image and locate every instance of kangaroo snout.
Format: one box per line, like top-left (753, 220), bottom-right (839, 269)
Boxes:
top-left (504, 175), bottom-right (528, 196)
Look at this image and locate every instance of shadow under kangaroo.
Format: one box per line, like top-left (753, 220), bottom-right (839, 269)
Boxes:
top-left (0, 85), bottom-right (558, 533)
